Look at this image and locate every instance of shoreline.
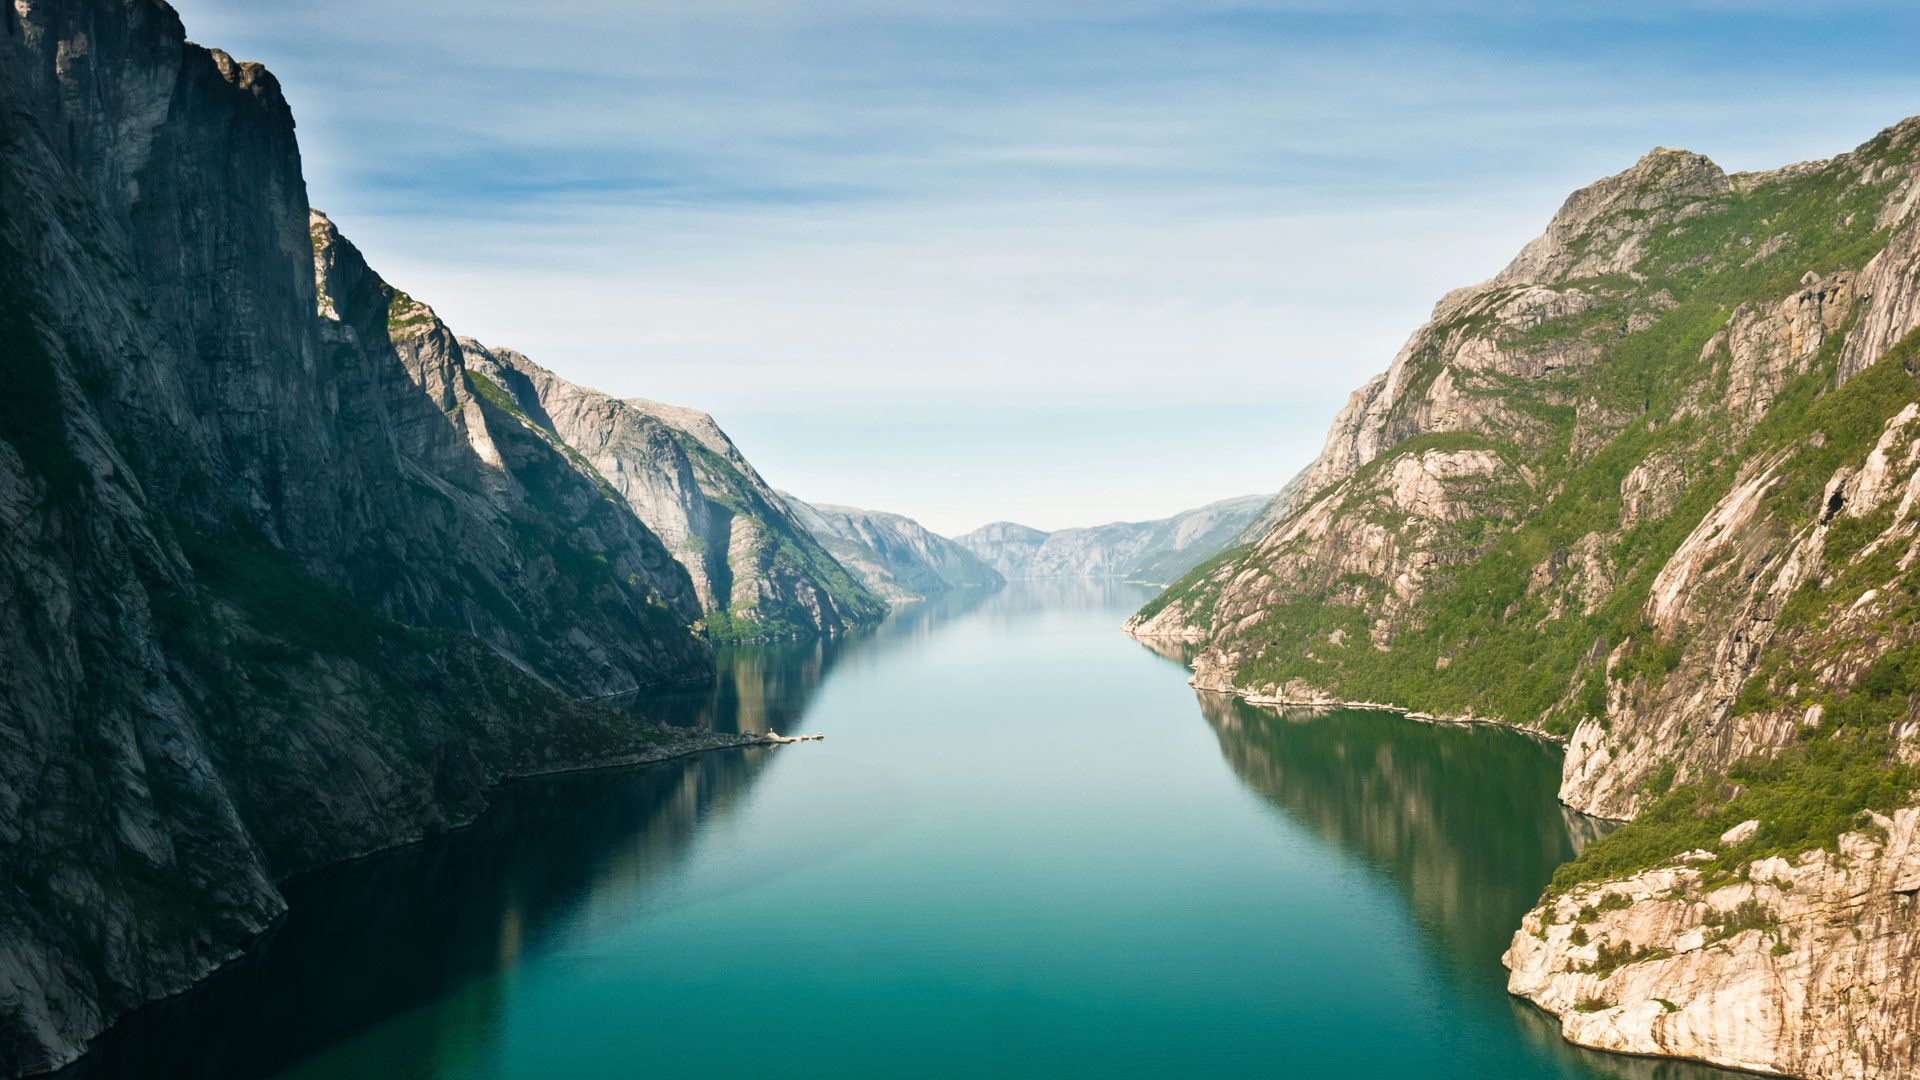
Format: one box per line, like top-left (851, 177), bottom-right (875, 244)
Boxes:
top-left (1123, 624), bottom-right (1571, 749)
top-left (1130, 625), bottom-right (1660, 820)
top-left (280, 725), bottom-right (782, 883)
top-left (1128, 627), bottom-right (1764, 1074)
top-left (1220, 687), bottom-right (1570, 748)
top-left (38, 725), bottom-right (784, 1079)
top-left (1507, 997), bottom-right (1784, 1080)
top-left (1183, 680), bottom-right (1636, 823)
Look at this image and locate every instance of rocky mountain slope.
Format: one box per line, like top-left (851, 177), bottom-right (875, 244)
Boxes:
top-left (455, 346), bottom-right (885, 640)
top-left (0, 2), bottom-right (783, 1072)
top-left (781, 495), bottom-right (1002, 604)
top-left (1506, 809), bottom-right (1920, 1079)
top-left (1130, 119), bottom-right (1920, 1077)
top-left (954, 494), bottom-right (1270, 582)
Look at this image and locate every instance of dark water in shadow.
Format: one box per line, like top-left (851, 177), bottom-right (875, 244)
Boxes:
top-left (59, 581), bottom-right (1739, 1079)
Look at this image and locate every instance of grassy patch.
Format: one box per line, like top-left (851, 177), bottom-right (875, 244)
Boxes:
top-left (385, 287), bottom-right (434, 331)
top-left (464, 369), bottom-right (523, 416)
top-left (1550, 637), bottom-right (1920, 893)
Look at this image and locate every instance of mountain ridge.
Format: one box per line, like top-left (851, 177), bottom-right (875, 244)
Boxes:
top-left (953, 493), bottom-right (1271, 583)
top-left (781, 495), bottom-right (1003, 604)
top-left (459, 342), bottom-right (888, 641)
top-left (0, 3), bottom-right (805, 1071)
top-left (1130, 117), bottom-right (1920, 1078)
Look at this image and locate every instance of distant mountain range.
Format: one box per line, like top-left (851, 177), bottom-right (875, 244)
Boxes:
top-left (781, 495), bottom-right (1003, 604)
top-left (952, 494), bottom-right (1272, 583)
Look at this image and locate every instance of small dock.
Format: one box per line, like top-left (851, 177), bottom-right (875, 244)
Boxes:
top-left (763, 731), bottom-right (825, 744)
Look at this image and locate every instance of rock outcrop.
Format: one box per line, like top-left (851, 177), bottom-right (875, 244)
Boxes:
top-left (1132, 116), bottom-right (1920, 1076)
top-left (1505, 809), bottom-right (1920, 1079)
top-left (455, 346), bottom-right (885, 641)
top-left (0, 2), bottom-right (777, 1072)
top-left (781, 495), bottom-right (1002, 604)
top-left (954, 494), bottom-right (1270, 583)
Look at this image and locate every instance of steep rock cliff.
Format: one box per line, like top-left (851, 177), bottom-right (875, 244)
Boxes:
top-left (1131, 119), bottom-right (1920, 1076)
top-left (0, 2), bottom-right (757, 1073)
top-left (950, 521), bottom-right (1049, 579)
top-left (781, 495), bottom-right (1002, 604)
top-left (1133, 119), bottom-right (1920, 802)
top-left (453, 346), bottom-right (885, 641)
top-left (304, 214), bottom-right (708, 689)
top-left (1506, 809), bottom-right (1920, 1079)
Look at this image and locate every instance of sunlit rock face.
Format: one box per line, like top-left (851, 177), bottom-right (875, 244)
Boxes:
top-left (1506, 808), bottom-right (1920, 1080)
top-left (1133, 117), bottom-right (1920, 809)
top-left (781, 495), bottom-right (1002, 604)
top-left (456, 344), bottom-right (887, 641)
top-left (0, 1), bottom-right (776, 1071)
top-left (1133, 116), bottom-right (1920, 1076)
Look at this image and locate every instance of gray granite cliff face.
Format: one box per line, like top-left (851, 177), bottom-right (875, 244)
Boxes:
top-left (0, 2), bottom-right (772, 1072)
top-left (781, 495), bottom-right (1002, 604)
top-left (303, 214), bottom-right (708, 688)
top-left (953, 494), bottom-right (1270, 583)
top-left (455, 345), bottom-right (885, 641)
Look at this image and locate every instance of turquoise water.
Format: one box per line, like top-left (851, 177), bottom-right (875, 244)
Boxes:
top-left (66, 581), bottom-right (1740, 1079)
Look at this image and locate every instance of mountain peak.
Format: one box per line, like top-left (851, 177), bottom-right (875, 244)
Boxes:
top-left (1492, 143), bottom-right (1729, 286)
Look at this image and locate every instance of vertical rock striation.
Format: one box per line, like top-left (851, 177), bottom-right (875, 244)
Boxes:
top-left (0, 2), bottom-right (783, 1072)
top-left (453, 345), bottom-right (885, 641)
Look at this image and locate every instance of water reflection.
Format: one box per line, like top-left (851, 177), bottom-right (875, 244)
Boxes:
top-left (59, 585), bottom-right (1020, 1079)
top-left (54, 581), bottom-right (1739, 1080)
top-left (1563, 804), bottom-right (1617, 856)
top-left (1504, 997), bottom-right (1757, 1080)
top-left (1128, 631), bottom-right (1202, 670)
top-left (56, 643), bottom-right (852, 1079)
top-left (1194, 692), bottom-right (1732, 1080)
top-left (1195, 694), bottom-right (1574, 971)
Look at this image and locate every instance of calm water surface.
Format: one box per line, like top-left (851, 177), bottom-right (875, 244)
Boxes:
top-left (67, 582), bottom-right (1742, 1079)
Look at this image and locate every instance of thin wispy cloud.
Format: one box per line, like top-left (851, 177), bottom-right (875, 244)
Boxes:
top-left (173, 0), bottom-right (1920, 532)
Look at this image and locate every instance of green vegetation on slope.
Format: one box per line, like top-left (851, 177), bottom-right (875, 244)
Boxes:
top-left (1546, 341), bottom-right (1920, 889)
top-left (1158, 139), bottom-right (1914, 738)
top-left (1141, 130), bottom-right (1920, 891)
top-left (677, 439), bottom-right (885, 642)
top-left (177, 516), bottom-right (418, 667)
top-left (464, 369), bottom-right (522, 416)
top-left (1553, 638), bottom-right (1920, 893)
top-left (1134, 542), bottom-right (1248, 626)
top-left (385, 287), bottom-right (434, 331)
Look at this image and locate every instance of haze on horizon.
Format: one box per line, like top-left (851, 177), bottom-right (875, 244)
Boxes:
top-left (169, 0), bottom-right (1920, 535)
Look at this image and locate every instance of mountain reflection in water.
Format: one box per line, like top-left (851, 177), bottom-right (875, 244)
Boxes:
top-left (59, 581), bottom-right (1742, 1080)
top-left (1181, 685), bottom-right (1727, 1080)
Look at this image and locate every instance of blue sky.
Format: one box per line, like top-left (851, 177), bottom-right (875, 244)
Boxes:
top-left (172, 0), bottom-right (1920, 533)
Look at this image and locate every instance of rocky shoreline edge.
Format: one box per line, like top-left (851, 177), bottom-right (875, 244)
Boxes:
top-left (1126, 624), bottom-right (1920, 1080)
top-left (34, 724), bottom-right (783, 1078)
top-left (1123, 627), bottom-right (1571, 749)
